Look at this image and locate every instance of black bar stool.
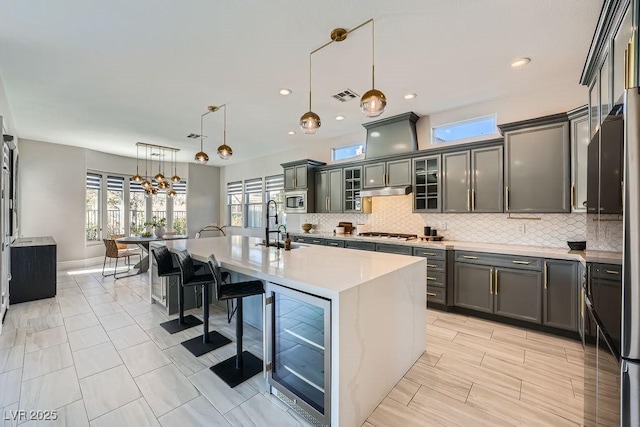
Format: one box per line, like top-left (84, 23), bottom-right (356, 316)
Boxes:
top-left (152, 247), bottom-right (203, 334)
top-left (206, 254), bottom-right (265, 388)
top-left (174, 250), bottom-right (232, 356)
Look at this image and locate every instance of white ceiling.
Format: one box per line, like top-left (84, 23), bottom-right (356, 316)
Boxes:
top-left (0, 0), bottom-right (603, 165)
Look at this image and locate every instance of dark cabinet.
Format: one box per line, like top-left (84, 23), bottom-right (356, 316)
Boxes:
top-left (442, 151), bottom-right (470, 213)
top-left (315, 169), bottom-right (342, 213)
top-left (454, 263), bottom-right (494, 313)
top-left (494, 268), bottom-right (542, 323)
top-left (293, 236), bottom-right (326, 246)
top-left (344, 241), bottom-right (375, 252)
top-left (375, 244), bottom-right (412, 255)
top-left (590, 263), bottom-right (622, 350)
top-left (363, 159), bottom-right (411, 189)
top-left (343, 166), bottom-right (370, 213)
top-left (324, 239), bottom-right (345, 248)
top-left (543, 260), bottom-right (579, 331)
top-left (413, 155), bottom-right (441, 212)
top-left (570, 108), bottom-right (589, 212)
top-left (502, 120), bottom-right (571, 213)
top-left (412, 247), bottom-right (448, 307)
top-left (282, 160), bottom-right (325, 191)
top-left (599, 114), bottom-right (624, 214)
top-left (10, 237), bottom-right (57, 304)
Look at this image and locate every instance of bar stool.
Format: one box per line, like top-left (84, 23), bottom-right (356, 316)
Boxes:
top-left (151, 247), bottom-right (202, 334)
top-left (175, 250), bottom-right (232, 356)
top-left (206, 254), bottom-right (265, 388)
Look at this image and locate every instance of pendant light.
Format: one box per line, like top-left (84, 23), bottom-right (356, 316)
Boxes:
top-left (217, 104), bottom-right (233, 160)
top-left (141, 145), bottom-right (151, 189)
top-left (299, 53), bottom-right (321, 134)
top-left (171, 150), bottom-right (181, 183)
top-left (132, 145), bottom-right (143, 182)
top-left (360, 19), bottom-right (386, 117)
top-left (154, 149), bottom-right (165, 182)
top-left (195, 106), bottom-right (217, 164)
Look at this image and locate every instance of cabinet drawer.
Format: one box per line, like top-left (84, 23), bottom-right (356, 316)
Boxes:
top-left (309, 238), bottom-right (326, 245)
top-left (426, 271), bottom-right (446, 287)
top-left (293, 236), bottom-right (326, 245)
top-left (427, 285), bottom-right (445, 304)
top-left (376, 244), bottom-right (413, 255)
top-left (325, 239), bottom-right (345, 248)
top-left (596, 264), bottom-right (622, 281)
top-left (455, 251), bottom-right (542, 271)
top-left (425, 259), bottom-right (446, 272)
top-left (344, 241), bottom-right (376, 252)
top-left (412, 247), bottom-right (446, 260)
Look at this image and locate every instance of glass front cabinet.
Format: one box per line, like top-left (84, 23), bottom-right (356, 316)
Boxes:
top-left (265, 282), bottom-right (332, 426)
top-left (413, 155), bottom-right (441, 212)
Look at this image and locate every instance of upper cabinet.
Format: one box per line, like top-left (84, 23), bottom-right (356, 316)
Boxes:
top-left (363, 159), bottom-right (411, 189)
top-left (413, 155), bottom-right (441, 213)
top-left (315, 169), bottom-right (343, 213)
top-left (282, 159), bottom-right (325, 190)
top-left (500, 115), bottom-right (571, 213)
top-left (569, 106), bottom-right (589, 212)
top-left (343, 166), bottom-right (371, 213)
top-left (442, 151), bottom-right (470, 213)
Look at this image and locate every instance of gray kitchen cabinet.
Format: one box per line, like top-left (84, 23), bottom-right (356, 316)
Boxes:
top-left (413, 155), bottom-right (441, 212)
top-left (324, 239), bottom-right (345, 248)
top-left (543, 260), bottom-right (579, 331)
top-left (494, 268), bottom-right (543, 324)
top-left (442, 151), bottom-right (470, 213)
top-left (363, 159), bottom-right (411, 189)
top-left (454, 263), bottom-right (494, 313)
top-left (569, 107), bottom-right (589, 212)
top-left (375, 243), bottom-right (413, 256)
top-left (315, 169), bottom-right (342, 213)
top-left (344, 240), bottom-right (376, 251)
top-left (344, 166), bottom-right (370, 213)
top-left (471, 146), bottom-right (503, 212)
top-left (281, 159), bottom-right (326, 191)
top-left (502, 119), bottom-right (571, 213)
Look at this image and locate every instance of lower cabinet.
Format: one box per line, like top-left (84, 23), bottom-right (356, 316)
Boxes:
top-left (543, 259), bottom-right (579, 331)
top-left (454, 263), bottom-right (494, 313)
top-left (494, 268), bottom-right (542, 323)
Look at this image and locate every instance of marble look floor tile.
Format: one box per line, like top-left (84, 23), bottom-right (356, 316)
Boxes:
top-left (0, 329), bottom-right (26, 350)
top-left (135, 364), bottom-right (199, 417)
top-left (85, 293), bottom-right (115, 307)
top-left (387, 377), bottom-right (421, 405)
top-left (20, 367), bottom-right (81, 413)
top-left (162, 345), bottom-right (207, 377)
top-left (57, 295), bottom-right (92, 318)
top-left (63, 313), bottom-right (100, 333)
top-left (121, 301), bottom-right (153, 317)
top-left (132, 311), bottom-right (170, 331)
top-left (188, 368), bottom-right (257, 415)
top-left (367, 396), bottom-right (443, 427)
top-left (0, 369), bottom-right (22, 407)
top-left (23, 343), bottom-right (73, 381)
top-left (91, 302), bottom-right (124, 317)
top-left (108, 288), bottom-right (142, 305)
top-left (97, 312), bottom-right (135, 332)
top-left (0, 345), bottom-right (24, 374)
top-left (24, 326), bottom-right (68, 354)
top-left (1, 401), bottom-right (19, 427)
top-left (57, 280), bottom-right (78, 289)
top-left (158, 395), bottom-right (229, 427)
top-left (89, 398), bottom-right (159, 427)
top-left (119, 341), bottom-right (170, 377)
top-left (225, 394), bottom-right (303, 427)
top-left (57, 288), bottom-right (84, 297)
top-left (25, 313), bottom-right (64, 333)
top-left (146, 327), bottom-right (197, 351)
top-left (68, 326), bottom-right (109, 352)
top-left (81, 287), bottom-right (109, 298)
top-left (107, 325), bottom-right (150, 351)
top-left (73, 342), bottom-right (123, 379)
top-left (79, 365), bottom-right (140, 420)
top-left (21, 399), bottom-right (90, 427)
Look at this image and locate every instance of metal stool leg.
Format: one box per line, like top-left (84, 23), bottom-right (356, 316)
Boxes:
top-left (159, 276), bottom-right (203, 334)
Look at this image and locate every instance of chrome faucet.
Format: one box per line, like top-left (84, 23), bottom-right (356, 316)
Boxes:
top-left (265, 200), bottom-right (279, 247)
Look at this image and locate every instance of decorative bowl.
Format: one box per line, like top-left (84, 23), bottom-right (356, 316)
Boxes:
top-left (301, 223), bottom-right (313, 233)
top-left (567, 241), bottom-right (586, 251)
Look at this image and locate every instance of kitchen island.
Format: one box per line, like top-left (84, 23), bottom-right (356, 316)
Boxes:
top-left (164, 235), bottom-right (426, 427)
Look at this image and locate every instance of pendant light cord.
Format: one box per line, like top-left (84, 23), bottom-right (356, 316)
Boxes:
top-left (136, 145), bottom-right (139, 174)
top-left (223, 104), bottom-right (227, 146)
top-left (371, 19), bottom-right (375, 90)
top-left (308, 53), bottom-right (312, 111)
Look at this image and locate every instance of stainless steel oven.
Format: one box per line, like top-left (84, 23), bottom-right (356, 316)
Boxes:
top-left (284, 191), bottom-right (308, 213)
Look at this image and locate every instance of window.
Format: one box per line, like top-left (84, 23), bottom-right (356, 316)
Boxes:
top-left (432, 115), bottom-right (497, 144)
top-left (129, 180), bottom-right (147, 235)
top-left (107, 176), bottom-right (125, 236)
top-left (227, 181), bottom-right (243, 227)
top-left (86, 173), bottom-right (102, 241)
top-left (244, 178), bottom-right (263, 228)
top-left (172, 181), bottom-right (187, 235)
top-left (151, 187), bottom-right (167, 226)
top-left (265, 174), bottom-right (285, 228)
top-left (332, 143), bottom-right (365, 161)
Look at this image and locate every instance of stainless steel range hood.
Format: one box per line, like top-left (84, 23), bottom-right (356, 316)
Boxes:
top-left (360, 112), bottom-right (419, 197)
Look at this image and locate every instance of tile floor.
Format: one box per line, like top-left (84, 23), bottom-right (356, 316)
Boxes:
top-left (0, 263), bottom-right (586, 426)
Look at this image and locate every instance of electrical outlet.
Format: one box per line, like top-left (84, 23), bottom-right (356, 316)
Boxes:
top-left (439, 222), bottom-right (447, 231)
top-left (517, 224), bottom-right (526, 234)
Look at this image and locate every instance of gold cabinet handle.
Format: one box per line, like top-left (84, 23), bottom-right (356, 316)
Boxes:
top-left (495, 270), bottom-right (499, 294)
top-left (463, 255), bottom-right (479, 260)
top-left (472, 188), bottom-right (476, 211)
top-left (490, 268), bottom-right (494, 294)
top-left (427, 292), bottom-right (437, 297)
top-left (571, 184), bottom-right (576, 209)
top-left (505, 186), bottom-right (510, 211)
top-left (544, 262), bottom-right (548, 290)
top-left (427, 276), bottom-right (437, 281)
top-left (423, 252), bottom-right (436, 256)
top-left (426, 263), bottom-right (437, 268)
top-left (605, 270), bottom-right (620, 275)
top-left (467, 189), bottom-right (471, 212)
top-left (580, 289), bottom-right (584, 318)
top-left (512, 260), bottom-right (530, 265)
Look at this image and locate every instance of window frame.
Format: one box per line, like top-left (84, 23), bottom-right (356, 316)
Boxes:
top-left (331, 142), bottom-right (366, 163)
top-left (431, 114), bottom-right (499, 145)
top-left (244, 178), bottom-right (263, 228)
top-left (85, 172), bottom-right (103, 243)
top-left (227, 181), bottom-right (244, 228)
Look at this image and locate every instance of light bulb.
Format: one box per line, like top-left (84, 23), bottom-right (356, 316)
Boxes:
top-left (167, 189), bottom-right (177, 198)
top-left (217, 144), bottom-right (233, 160)
top-left (154, 173), bottom-right (165, 182)
top-left (194, 151), bottom-right (209, 164)
top-left (171, 175), bottom-right (181, 183)
top-left (360, 89), bottom-right (387, 117)
top-left (300, 111), bottom-right (321, 134)
top-left (141, 179), bottom-right (151, 189)
top-left (132, 173), bottom-right (143, 183)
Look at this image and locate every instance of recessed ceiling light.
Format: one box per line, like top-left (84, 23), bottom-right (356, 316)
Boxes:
top-left (511, 57), bottom-right (531, 68)
top-left (335, 115), bottom-right (345, 121)
top-left (279, 88), bottom-right (292, 95)
top-left (403, 93), bottom-right (417, 100)
top-left (370, 131), bottom-right (381, 137)
top-left (288, 131), bottom-right (296, 135)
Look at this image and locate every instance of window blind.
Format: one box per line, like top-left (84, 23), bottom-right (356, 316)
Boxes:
top-left (86, 173), bottom-right (101, 190)
top-left (107, 176), bottom-right (124, 191)
top-left (227, 181), bottom-right (243, 195)
top-left (265, 174), bottom-right (284, 192)
top-left (129, 179), bottom-right (145, 193)
top-left (244, 178), bottom-right (263, 194)
top-left (172, 181), bottom-right (187, 195)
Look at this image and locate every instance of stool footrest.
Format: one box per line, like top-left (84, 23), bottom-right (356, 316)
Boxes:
top-left (210, 351), bottom-right (263, 388)
top-left (181, 331), bottom-right (231, 357)
top-left (159, 315), bottom-right (202, 334)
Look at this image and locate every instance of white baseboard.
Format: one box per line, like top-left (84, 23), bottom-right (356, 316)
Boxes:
top-left (57, 256), bottom-right (104, 270)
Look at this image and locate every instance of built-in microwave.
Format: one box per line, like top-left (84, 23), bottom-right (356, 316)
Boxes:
top-left (284, 191), bottom-right (307, 213)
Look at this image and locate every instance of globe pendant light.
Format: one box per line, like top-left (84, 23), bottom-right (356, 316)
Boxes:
top-left (171, 150), bottom-right (181, 183)
top-left (195, 106), bottom-right (218, 164)
top-left (167, 189), bottom-right (177, 198)
top-left (154, 149), bottom-right (165, 182)
top-left (131, 144), bottom-right (143, 182)
top-left (360, 19), bottom-right (386, 117)
top-left (299, 53), bottom-right (321, 134)
top-left (141, 145), bottom-right (152, 189)
top-left (217, 104), bottom-right (233, 160)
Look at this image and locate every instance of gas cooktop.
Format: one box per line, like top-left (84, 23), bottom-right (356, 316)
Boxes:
top-left (358, 232), bottom-right (418, 241)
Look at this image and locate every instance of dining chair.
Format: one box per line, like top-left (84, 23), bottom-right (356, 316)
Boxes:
top-left (195, 225), bottom-right (226, 238)
top-left (102, 239), bottom-right (142, 278)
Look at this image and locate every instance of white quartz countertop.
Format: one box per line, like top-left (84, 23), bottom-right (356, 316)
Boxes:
top-left (163, 236), bottom-right (424, 299)
top-left (290, 232), bottom-right (595, 262)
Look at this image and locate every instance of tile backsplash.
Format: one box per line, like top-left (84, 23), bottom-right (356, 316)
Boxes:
top-left (288, 194), bottom-right (589, 249)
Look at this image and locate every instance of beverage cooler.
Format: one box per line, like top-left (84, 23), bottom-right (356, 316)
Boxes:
top-left (265, 282), bottom-right (331, 426)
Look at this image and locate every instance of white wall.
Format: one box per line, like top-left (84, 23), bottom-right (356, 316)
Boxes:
top-left (0, 76), bottom-right (17, 136)
top-left (187, 164), bottom-right (221, 238)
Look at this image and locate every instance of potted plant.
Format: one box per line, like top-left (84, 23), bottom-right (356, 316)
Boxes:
top-left (144, 216), bottom-right (167, 237)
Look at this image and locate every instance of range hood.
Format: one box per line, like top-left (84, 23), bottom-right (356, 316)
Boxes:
top-left (360, 112), bottom-right (419, 197)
